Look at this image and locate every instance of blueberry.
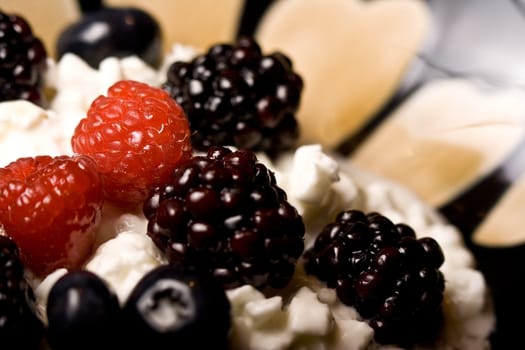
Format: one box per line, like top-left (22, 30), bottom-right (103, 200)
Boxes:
top-left (56, 1), bottom-right (162, 68)
top-left (46, 270), bottom-right (121, 350)
top-left (122, 265), bottom-right (230, 349)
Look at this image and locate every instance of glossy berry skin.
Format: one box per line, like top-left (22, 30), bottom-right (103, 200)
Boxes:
top-left (71, 80), bottom-right (192, 206)
top-left (0, 155), bottom-right (103, 277)
top-left (163, 36), bottom-right (303, 158)
top-left (56, 6), bottom-right (162, 69)
top-left (0, 10), bottom-right (47, 106)
top-left (0, 236), bottom-right (43, 350)
top-left (144, 146), bottom-right (305, 290)
top-left (122, 264), bottom-right (230, 349)
top-left (46, 270), bottom-right (121, 350)
top-left (303, 210), bottom-right (445, 347)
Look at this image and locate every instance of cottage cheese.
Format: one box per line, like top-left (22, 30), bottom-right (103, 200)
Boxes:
top-left (0, 48), bottom-right (494, 349)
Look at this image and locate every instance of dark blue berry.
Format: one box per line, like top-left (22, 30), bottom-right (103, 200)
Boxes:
top-left (56, 3), bottom-right (162, 69)
top-left (46, 270), bottom-right (121, 350)
top-left (122, 265), bottom-right (230, 349)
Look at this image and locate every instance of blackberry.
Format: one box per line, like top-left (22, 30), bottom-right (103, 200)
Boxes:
top-left (162, 36), bottom-right (303, 158)
top-left (143, 146), bottom-right (305, 290)
top-left (0, 235), bottom-right (43, 349)
top-left (303, 210), bottom-right (445, 347)
top-left (0, 10), bottom-right (47, 106)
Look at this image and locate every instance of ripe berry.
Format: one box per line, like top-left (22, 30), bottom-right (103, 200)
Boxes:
top-left (56, 5), bottom-right (162, 69)
top-left (143, 146), bottom-right (305, 290)
top-left (163, 36), bottom-right (303, 158)
top-left (122, 264), bottom-right (230, 349)
top-left (303, 210), bottom-right (445, 347)
top-left (0, 10), bottom-right (47, 106)
top-left (0, 155), bottom-right (103, 277)
top-left (0, 236), bottom-right (43, 350)
top-left (46, 270), bottom-right (122, 350)
top-left (71, 80), bottom-right (192, 206)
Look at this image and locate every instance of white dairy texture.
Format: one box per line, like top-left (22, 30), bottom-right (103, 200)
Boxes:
top-left (0, 47), bottom-right (494, 349)
top-left (226, 145), bottom-right (494, 350)
top-left (0, 44), bottom-right (198, 165)
top-left (0, 100), bottom-right (66, 166)
top-left (34, 145), bottom-right (494, 350)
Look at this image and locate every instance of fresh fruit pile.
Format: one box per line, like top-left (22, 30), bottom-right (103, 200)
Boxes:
top-left (0, 80), bottom-right (192, 277)
top-left (0, 8), bottom-right (455, 348)
top-left (303, 209), bottom-right (446, 347)
top-left (0, 9), bottom-right (47, 106)
top-left (162, 36), bottom-right (303, 158)
top-left (0, 76), bottom-right (232, 347)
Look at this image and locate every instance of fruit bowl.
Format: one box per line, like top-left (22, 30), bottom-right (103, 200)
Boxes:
top-left (0, 0), bottom-right (523, 349)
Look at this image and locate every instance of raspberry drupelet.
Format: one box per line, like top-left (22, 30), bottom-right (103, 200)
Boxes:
top-left (0, 155), bottom-right (103, 277)
top-left (72, 80), bottom-right (193, 206)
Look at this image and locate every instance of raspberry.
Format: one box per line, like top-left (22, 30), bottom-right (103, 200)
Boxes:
top-left (0, 235), bottom-right (44, 349)
top-left (162, 36), bottom-right (302, 159)
top-left (0, 155), bottom-right (103, 277)
top-left (143, 146), bottom-right (305, 290)
top-left (71, 80), bottom-right (192, 206)
top-left (0, 10), bottom-right (47, 106)
top-left (303, 210), bottom-right (445, 347)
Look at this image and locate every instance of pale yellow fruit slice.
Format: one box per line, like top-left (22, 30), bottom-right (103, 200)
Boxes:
top-left (474, 173), bottom-right (525, 247)
top-left (352, 79), bottom-right (525, 208)
top-left (256, 0), bottom-right (430, 149)
top-left (352, 78), bottom-right (525, 246)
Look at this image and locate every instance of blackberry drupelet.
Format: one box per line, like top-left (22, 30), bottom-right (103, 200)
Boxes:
top-left (0, 235), bottom-right (43, 349)
top-left (143, 146), bottom-right (305, 290)
top-left (0, 10), bottom-right (47, 106)
top-left (162, 36), bottom-right (303, 158)
top-left (303, 210), bottom-right (446, 347)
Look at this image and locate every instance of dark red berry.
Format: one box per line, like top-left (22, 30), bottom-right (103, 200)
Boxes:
top-left (143, 146), bottom-right (305, 290)
top-left (0, 10), bottom-right (47, 106)
top-left (162, 36), bottom-right (303, 158)
top-left (303, 210), bottom-right (445, 347)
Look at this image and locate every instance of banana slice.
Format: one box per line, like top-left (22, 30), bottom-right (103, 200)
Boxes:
top-left (256, 0), bottom-right (430, 149)
top-left (352, 78), bottom-right (525, 246)
top-left (352, 79), bottom-right (525, 208)
top-left (475, 174), bottom-right (525, 246)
